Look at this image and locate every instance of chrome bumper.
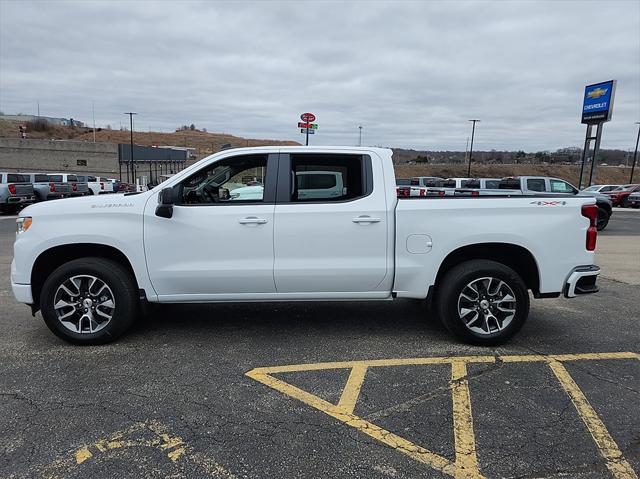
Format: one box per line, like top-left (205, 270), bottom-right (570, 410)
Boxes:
top-left (564, 265), bottom-right (600, 298)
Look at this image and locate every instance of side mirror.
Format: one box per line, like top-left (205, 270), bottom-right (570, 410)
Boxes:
top-left (155, 187), bottom-right (175, 218)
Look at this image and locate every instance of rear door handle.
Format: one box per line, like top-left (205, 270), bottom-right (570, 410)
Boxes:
top-left (239, 217), bottom-right (268, 224)
top-left (352, 216), bottom-right (381, 223)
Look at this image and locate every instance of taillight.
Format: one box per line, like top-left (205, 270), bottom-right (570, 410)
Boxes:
top-left (471, 190), bottom-right (479, 197)
top-left (72, 183), bottom-right (78, 191)
top-left (419, 189), bottom-right (426, 197)
top-left (581, 204), bottom-right (598, 251)
top-left (100, 182), bottom-right (104, 190)
top-left (49, 182), bottom-right (55, 192)
top-left (8, 184), bottom-right (16, 194)
top-left (438, 190), bottom-right (445, 197)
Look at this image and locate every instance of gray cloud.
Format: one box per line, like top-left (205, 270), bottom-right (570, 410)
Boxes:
top-left (1, 0), bottom-right (638, 151)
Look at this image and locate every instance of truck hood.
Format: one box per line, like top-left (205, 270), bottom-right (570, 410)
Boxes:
top-left (19, 191), bottom-right (153, 217)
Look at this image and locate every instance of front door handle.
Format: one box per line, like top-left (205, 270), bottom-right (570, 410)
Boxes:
top-left (352, 215), bottom-right (381, 223)
top-left (239, 217), bottom-right (268, 225)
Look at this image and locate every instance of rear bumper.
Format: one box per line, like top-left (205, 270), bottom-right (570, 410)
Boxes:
top-left (4, 195), bottom-right (35, 205)
top-left (564, 265), bottom-right (600, 298)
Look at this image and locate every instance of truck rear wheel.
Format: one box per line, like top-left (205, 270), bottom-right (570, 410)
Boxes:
top-left (436, 260), bottom-right (529, 345)
top-left (40, 258), bottom-right (138, 345)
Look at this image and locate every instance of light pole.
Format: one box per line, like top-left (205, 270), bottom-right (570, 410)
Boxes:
top-left (124, 112), bottom-right (137, 183)
top-left (467, 119), bottom-right (480, 177)
top-left (358, 125), bottom-right (363, 147)
top-left (631, 122), bottom-right (640, 183)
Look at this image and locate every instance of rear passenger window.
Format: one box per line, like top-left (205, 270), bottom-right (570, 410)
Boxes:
top-left (527, 179), bottom-right (546, 192)
top-left (35, 174), bottom-right (48, 182)
top-left (289, 154), bottom-right (365, 202)
top-left (443, 180), bottom-right (456, 188)
top-left (48, 175), bottom-right (63, 182)
top-left (485, 180), bottom-right (500, 189)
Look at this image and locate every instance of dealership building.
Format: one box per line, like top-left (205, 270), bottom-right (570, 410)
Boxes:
top-left (0, 138), bottom-right (193, 184)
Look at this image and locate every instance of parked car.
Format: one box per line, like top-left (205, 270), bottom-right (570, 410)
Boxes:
top-left (0, 173), bottom-right (35, 214)
top-left (410, 176), bottom-right (444, 187)
top-left (12, 146), bottom-right (600, 346)
top-left (396, 178), bottom-right (411, 197)
top-left (409, 176), bottom-right (445, 197)
top-left (49, 173), bottom-right (88, 197)
top-left (603, 184), bottom-right (640, 207)
top-left (77, 175), bottom-right (115, 195)
top-left (582, 184), bottom-right (621, 193)
top-left (454, 178), bottom-right (501, 196)
top-left (627, 191), bottom-right (640, 208)
top-left (24, 173), bottom-right (70, 201)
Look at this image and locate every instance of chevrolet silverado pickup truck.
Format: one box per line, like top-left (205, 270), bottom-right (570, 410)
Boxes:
top-left (11, 147), bottom-right (600, 346)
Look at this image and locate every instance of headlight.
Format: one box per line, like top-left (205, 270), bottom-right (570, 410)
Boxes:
top-left (16, 217), bottom-right (32, 234)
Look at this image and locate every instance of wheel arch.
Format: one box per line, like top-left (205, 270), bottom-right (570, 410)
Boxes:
top-left (31, 243), bottom-right (138, 308)
top-left (433, 242), bottom-right (541, 297)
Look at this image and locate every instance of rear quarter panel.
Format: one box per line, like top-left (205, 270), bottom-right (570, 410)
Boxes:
top-left (394, 197), bottom-right (595, 298)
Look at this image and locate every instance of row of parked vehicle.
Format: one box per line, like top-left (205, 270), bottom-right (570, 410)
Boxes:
top-left (0, 172), bottom-right (133, 214)
top-left (396, 175), bottom-right (640, 231)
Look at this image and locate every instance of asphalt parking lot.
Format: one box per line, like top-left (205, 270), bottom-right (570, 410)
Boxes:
top-left (1, 211), bottom-right (638, 479)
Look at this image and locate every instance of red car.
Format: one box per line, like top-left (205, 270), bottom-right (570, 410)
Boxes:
top-left (604, 184), bottom-right (640, 207)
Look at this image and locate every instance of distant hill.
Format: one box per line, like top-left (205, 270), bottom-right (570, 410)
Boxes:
top-left (391, 147), bottom-right (634, 167)
top-left (0, 119), bottom-right (299, 159)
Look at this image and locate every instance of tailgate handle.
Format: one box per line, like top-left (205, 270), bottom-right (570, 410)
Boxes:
top-left (353, 216), bottom-right (381, 223)
top-left (239, 217), bottom-right (268, 225)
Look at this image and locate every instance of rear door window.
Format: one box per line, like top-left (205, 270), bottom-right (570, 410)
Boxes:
top-left (35, 174), bottom-right (49, 182)
top-left (485, 180), bottom-right (500, 189)
top-left (443, 179), bottom-right (456, 188)
top-left (289, 154), bottom-right (366, 202)
top-left (48, 175), bottom-right (63, 182)
top-left (67, 175), bottom-right (78, 182)
top-left (526, 179), bottom-right (546, 192)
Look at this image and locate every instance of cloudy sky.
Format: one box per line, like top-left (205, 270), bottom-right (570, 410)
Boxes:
top-left (1, 0), bottom-right (638, 151)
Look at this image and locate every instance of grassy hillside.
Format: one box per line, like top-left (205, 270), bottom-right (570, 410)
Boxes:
top-left (0, 119), bottom-right (299, 157)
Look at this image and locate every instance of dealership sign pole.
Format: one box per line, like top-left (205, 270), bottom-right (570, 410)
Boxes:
top-left (578, 80), bottom-right (616, 189)
top-left (299, 112), bottom-right (317, 146)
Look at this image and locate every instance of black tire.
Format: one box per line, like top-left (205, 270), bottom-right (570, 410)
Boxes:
top-left (596, 207), bottom-right (610, 231)
top-left (40, 257), bottom-right (138, 345)
top-left (621, 197), bottom-right (630, 208)
top-left (435, 259), bottom-right (530, 346)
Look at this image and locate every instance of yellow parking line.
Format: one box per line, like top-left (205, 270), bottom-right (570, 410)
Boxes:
top-left (548, 360), bottom-right (638, 479)
top-left (501, 352), bottom-right (640, 363)
top-left (451, 361), bottom-right (482, 479)
top-left (337, 364), bottom-right (368, 414)
top-left (247, 352), bottom-right (638, 478)
top-left (246, 368), bottom-right (463, 478)
top-left (249, 352), bottom-right (638, 375)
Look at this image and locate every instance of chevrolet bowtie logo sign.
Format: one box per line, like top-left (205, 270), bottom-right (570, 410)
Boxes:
top-left (587, 87), bottom-right (608, 99)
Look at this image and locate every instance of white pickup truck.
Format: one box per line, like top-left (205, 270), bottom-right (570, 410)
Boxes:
top-left (11, 147), bottom-right (600, 346)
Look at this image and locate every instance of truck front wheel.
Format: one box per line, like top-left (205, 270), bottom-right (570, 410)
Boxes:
top-left (40, 257), bottom-right (138, 345)
top-left (436, 260), bottom-right (529, 345)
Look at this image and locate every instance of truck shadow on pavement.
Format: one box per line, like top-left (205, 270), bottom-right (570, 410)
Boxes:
top-left (129, 299), bottom-right (451, 342)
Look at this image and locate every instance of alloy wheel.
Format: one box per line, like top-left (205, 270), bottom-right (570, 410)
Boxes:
top-left (53, 275), bottom-right (116, 333)
top-left (457, 276), bottom-right (517, 335)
